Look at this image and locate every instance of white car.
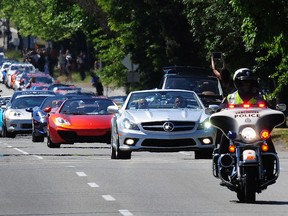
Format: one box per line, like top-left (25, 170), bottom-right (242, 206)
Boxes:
top-left (5, 63), bottom-right (35, 88)
top-left (2, 93), bottom-right (55, 138)
top-left (108, 89), bottom-right (217, 159)
top-left (0, 61), bottom-right (12, 83)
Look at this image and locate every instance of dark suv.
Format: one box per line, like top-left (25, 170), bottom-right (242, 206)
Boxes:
top-left (159, 66), bottom-right (224, 107)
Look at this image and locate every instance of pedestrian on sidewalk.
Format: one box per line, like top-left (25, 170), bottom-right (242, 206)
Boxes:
top-left (91, 71), bottom-right (103, 96)
top-left (65, 49), bottom-right (73, 82)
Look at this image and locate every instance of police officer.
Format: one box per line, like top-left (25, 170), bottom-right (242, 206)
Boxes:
top-left (217, 68), bottom-right (275, 179)
top-left (220, 68), bottom-right (265, 108)
top-left (218, 68), bottom-right (273, 151)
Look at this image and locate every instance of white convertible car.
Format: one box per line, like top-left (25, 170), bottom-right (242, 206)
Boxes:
top-left (108, 89), bottom-right (217, 160)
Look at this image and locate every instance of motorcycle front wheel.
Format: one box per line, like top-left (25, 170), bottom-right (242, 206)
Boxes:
top-left (237, 166), bottom-right (257, 203)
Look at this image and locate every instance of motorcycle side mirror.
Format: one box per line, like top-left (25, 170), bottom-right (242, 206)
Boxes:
top-left (276, 103), bottom-right (286, 112)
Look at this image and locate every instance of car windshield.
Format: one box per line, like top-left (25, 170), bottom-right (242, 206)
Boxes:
top-left (126, 91), bottom-right (202, 110)
top-left (60, 98), bottom-right (114, 115)
top-left (40, 97), bottom-right (67, 109)
top-left (11, 96), bottom-right (51, 109)
top-left (165, 77), bottom-right (221, 95)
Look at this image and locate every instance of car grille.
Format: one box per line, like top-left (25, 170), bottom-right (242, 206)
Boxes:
top-left (142, 138), bottom-right (196, 147)
top-left (141, 121), bottom-right (195, 132)
top-left (21, 124), bottom-right (32, 129)
top-left (57, 131), bottom-right (111, 143)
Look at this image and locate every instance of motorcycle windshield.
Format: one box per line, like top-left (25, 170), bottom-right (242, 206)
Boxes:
top-left (209, 107), bottom-right (285, 138)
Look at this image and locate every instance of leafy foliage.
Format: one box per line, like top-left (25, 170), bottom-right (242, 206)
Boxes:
top-left (0, 0), bottom-right (288, 97)
top-left (0, 0), bottom-right (86, 40)
top-left (230, 0), bottom-right (288, 94)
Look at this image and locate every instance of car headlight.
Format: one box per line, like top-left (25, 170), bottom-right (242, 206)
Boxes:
top-left (122, 118), bottom-right (139, 130)
top-left (197, 119), bottom-right (212, 130)
top-left (55, 117), bottom-right (71, 126)
top-left (240, 127), bottom-right (256, 142)
top-left (7, 110), bottom-right (22, 118)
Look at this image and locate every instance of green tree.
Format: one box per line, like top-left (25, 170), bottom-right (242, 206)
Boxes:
top-left (230, 0), bottom-right (288, 97)
top-left (182, 0), bottom-right (256, 73)
top-left (0, 0), bottom-right (85, 40)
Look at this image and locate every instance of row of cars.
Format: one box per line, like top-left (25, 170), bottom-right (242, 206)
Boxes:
top-left (0, 59), bottom-right (55, 91)
top-left (0, 89), bottom-right (116, 145)
top-left (0, 87), bottom-right (218, 160)
top-left (0, 61), bottom-right (221, 160)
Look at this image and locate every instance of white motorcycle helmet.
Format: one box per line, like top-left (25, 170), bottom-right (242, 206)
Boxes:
top-left (233, 68), bottom-right (258, 95)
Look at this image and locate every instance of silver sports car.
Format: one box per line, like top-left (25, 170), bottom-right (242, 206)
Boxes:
top-left (2, 94), bottom-right (55, 138)
top-left (108, 89), bottom-right (217, 160)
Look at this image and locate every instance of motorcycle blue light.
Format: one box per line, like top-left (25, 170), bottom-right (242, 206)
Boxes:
top-left (227, 131), bottom-right (236, 140)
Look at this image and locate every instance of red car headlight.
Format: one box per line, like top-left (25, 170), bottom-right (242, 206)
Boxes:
top-left (55, 117), bottom-right (71, 126)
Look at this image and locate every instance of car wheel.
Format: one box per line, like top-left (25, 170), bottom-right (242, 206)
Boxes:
top-left (32, 132), bottom-right (44, 142)
top-left (110, 126), bottom-right (117, 159)
top-left (47, 135), bottom-right (60, 148)
top-left (194, 150), bottom-right (213, 159)
top-left (116, 144), bottom-right (131, 160)
top-left (8, 132), bottom-right (16, 138)
top-left (2, 124), bottom-right (15, 138)
top-left (2, 124), bottom-right (7, 137)
top-left (110, 144), bottom-right (117, 159)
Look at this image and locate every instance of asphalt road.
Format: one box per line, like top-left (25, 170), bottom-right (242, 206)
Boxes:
top-left (0, 86), bottom-right (288, 216)
top-left (0, 136), bottom-right (288, 216)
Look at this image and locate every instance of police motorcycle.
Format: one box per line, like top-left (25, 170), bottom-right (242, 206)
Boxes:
top-left (210, 102), bottom-right (286, 203)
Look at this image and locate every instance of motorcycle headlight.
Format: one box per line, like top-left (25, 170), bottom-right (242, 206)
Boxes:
top-left (240, 127), bottom-right (256, 142)
top-left (122, 118), bottom-right (139, 130)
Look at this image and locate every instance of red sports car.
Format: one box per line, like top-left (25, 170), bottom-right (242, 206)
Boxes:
top-left (46, 97), bottom-right (116, 148)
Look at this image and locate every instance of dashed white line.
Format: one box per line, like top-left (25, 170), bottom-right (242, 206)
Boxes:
top-left (119, 209), bottom-right (133, 216)
top-left (88, 182), bottom-right (99, 188)
top-left (13, 148), bottom-right (29, 155)
top-left (102, 195), bottom-right (115, 201)
top-left (76, 172), bottom-right (87, 177)
top-left (33, 155), bottom-right (43, 159)
top-left (11, 148), bottom-right (43, 159)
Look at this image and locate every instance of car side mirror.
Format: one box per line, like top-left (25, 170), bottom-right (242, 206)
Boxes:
top-left (26, 107), bottom-right (33, 113)
top-left (44, 107), bottom-right (52, 113)
top-left (276, 103), bottom-right (286, 112)
top-left (107, 105), bottom-right (119, 114)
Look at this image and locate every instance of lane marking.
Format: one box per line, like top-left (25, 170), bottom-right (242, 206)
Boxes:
top-left (119, 210), bottom-right (133, 216)
top-left (76, 172), bottom-right (87, 177)
top-left (13, 148), bottom-right (29, 155)
top-left (9, 146), bottom-right (43, 159)
top-left (33, 155), bottom-right (43, 159)
top-left (88, 182), bottom-right (99, 188)
top-left (102, 195), bottom-right (115, 201)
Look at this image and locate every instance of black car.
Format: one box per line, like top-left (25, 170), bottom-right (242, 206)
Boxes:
top-left (159, 66), bottom-right (224, 107)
